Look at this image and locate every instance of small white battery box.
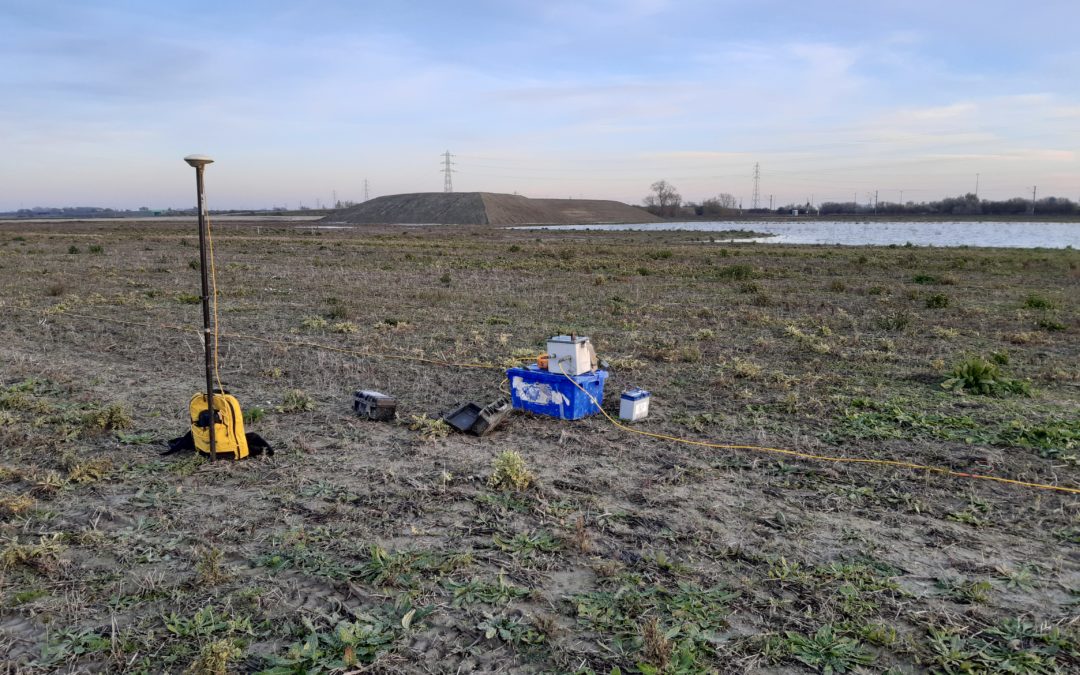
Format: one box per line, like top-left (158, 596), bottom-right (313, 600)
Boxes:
top-left (619, 388), bottom-right (650, 422)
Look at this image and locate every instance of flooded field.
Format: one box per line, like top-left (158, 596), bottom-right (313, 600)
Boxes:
top-left (519, 220), bottom-right (1080, 248)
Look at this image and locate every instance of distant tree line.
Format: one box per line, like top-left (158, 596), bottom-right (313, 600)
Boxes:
top-left (1, 206), bottom-right (281, 218)
top-left (816, 193), bottom-right (1078, 216)
top-left (644, 180), bottom-right (1079, 218)
top-left (3, 206), bottom-right (164, 218)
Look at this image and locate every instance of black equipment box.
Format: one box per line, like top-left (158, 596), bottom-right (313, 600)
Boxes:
top-left (353, 390), bottom-right (397, 421)
top-left (443, 398), bottom-right (511, 436)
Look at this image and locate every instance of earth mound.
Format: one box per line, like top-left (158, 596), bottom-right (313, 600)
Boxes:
top-left (322, 192), bottom-right (659, 225)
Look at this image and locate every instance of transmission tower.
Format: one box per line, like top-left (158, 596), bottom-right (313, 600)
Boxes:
top-left (441, 150), bottom-right (455, 193)
top-left (363, 179), bottom-right (370, 202)
top-left (751, 163), bottom-right (761, 210)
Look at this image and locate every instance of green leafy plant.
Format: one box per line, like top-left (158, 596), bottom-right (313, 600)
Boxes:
top-left (276, 390), bottom-right (314, 413)
top-left (941, 357), bottom-right (1030, 396)
top-left (489, 450), bottom-right (534, 490)
top-left (260, 611), bottom-right (421, 673)
top-left (936, 576), bottom-right (993, 604)
top-left (783, 625), bottom-right (874, 674)
top-left (925, 292), bottom-right (949, 308)
top-left (408, 414), bottom-right (449, 441)
top-left (493, 530), bottom-right (561, 555)
top-left (477, 613), bottom-right (545, 646)
top-left (81, 404), bottom-right (133, 432)
top-left (446, 575), bottom-right (530, 606)
top-left (243, 406), bottom-right (266, 424)
top-left (714, 263), bottom-right (755, 280)
top-left (876, 310), bottom-right (911, 331)
top-left (1024, 293), bottom-right (1056, 310)
top-left (300, 315), bottom-right (328, 331)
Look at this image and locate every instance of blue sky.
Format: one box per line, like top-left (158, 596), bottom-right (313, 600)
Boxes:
top-left (2, 0), bottom-right (1078, 209)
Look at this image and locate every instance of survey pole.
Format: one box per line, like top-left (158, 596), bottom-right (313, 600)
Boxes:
top-left (184, 154), bottom-right (217, 460)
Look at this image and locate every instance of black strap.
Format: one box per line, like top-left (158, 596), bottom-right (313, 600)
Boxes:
top-left (160, 430), bottom-right (274, 458)
top-left (245, 432), bottom-right (274, 457)
top-left (162, 431), bottom-right (195, 456)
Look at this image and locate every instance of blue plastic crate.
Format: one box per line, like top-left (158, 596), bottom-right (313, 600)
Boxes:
top-left (506, 364), bottom-right (607, 420)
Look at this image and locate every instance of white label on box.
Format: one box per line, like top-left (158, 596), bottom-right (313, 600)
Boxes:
top-left (512, 376), bottom-right (569, 406)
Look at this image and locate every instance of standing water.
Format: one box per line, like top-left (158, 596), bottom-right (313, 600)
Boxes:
top-left (513, 220), bottom-right (1080, 249)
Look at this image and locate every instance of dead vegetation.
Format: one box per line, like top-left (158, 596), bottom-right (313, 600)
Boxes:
top-left (0, 220), bottom-right (1077, 672)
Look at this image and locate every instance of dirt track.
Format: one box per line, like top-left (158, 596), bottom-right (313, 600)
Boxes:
top-left (0, 220), bottom-right (1077, 673)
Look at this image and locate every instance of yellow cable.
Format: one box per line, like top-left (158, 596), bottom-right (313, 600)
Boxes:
top-left (205, 213), bottom-right (224, 395)
top-left (553, 362), bottom-right (1080, 496)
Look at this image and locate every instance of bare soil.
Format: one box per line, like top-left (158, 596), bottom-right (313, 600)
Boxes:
top-left (0, 220), bottom-right (1077, 673)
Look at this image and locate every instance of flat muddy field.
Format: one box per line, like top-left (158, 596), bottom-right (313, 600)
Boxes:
top-left (0, 221), bottom-right (1077, 673)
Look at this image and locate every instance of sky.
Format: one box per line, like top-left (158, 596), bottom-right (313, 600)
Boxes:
top-left (2, 0), bottom-right (1079, 210)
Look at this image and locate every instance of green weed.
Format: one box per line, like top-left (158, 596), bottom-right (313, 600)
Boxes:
top-left (34, 629), bottom-right (111, 669)
top-left (941, 357), bottom-right (1030, 396)
top-left (493, 530), bottom-right (561, 555)
top-left (187, 639), bottom-right (241, 675)
top-left (68, 459), bottom-right (112, 483)
top-left (876, 310), bottom-right (912, 331)
top-left (408, 413), bottom-right (449, 441)
top-left (195, 546), bottom-right (230, 585)
top-left (0, 493), bottom-right (35, 516)
top-left (936, 576), bottom-right (993, 604)
top-left (573, 580), bottom-right (736, 666)
top-left (262, 609), bottom-right (425, 669)
top-left (243, 406), bottom-right (267, 424)
top-left (446, 575), bottom-right (530, 606)
top-left (477, 613), bottom-right (545, 646)
top-left (489, 450), bottom-right (534, 490)
top-left (714, 263), bottom-right (755, 280)
top-left (276, 390), bottom-right (314, 413)
top-left (925, 292), bottom-right (950, 308)
top-left (1024, 294), bottom-right (1057, 310)
top-left (300, 315), bottom-right (328, 331)
top-left (80, 403), bottom-right (133, 432)
top-left (996, 419), bottom-right (1079, 460)
top-left (925, 622), bottom-right (1074, 675)
top-left (1036, 317), bottom-right (1066, 331)
top-left (782, 626), bottom-right (874, 674)
top-left (1, 533), bottom-right (65, 573)
top-left (330, 321), bottom-right (358, 333)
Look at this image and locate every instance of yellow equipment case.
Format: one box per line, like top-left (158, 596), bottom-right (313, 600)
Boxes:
top-left (189, 391), bottom-right (249, 459)
top-left (166, 390), bottom-right (271, 459)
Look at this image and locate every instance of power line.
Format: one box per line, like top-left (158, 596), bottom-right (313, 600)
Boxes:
top-left (441, 150), bottom-right (455, 193)
top-left (363, 179), bottom-right (370, 202)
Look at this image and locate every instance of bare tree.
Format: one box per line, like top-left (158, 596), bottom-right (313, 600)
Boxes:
top-left (645, 180), bottom-right (681, 217)
top-left (699, 193), bottom-right (737, 215)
